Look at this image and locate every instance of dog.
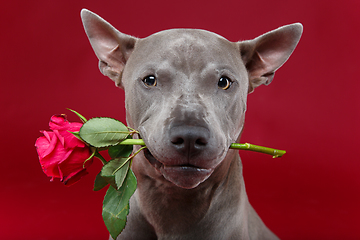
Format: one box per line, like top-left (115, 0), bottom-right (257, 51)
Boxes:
top-left (81, 9), bottom-right (302, 240)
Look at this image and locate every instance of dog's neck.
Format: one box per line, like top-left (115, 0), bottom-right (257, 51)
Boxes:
top-left (131, 149), bottom-right (250, 237)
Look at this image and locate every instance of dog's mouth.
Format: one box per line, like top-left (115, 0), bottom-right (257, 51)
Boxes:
top-left (144, 148), bottom-right (163, 169)
top-left (143, 148), bottom-right (214, 189)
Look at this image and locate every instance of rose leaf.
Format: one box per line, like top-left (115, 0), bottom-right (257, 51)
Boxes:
top-left (102, 169), bottom-right (137, 239)
top-left (93, 172), bottom-right (109, 191)
top-left (79, 117), bottom-right (130, 148)
top-left (101, 158), bottom-right (130, 190)
top-left (108, 143), bottom-right (133, 159)
top-left (67, 108), bottom-right (87, 123)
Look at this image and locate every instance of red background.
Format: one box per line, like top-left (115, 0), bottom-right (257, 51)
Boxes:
top-left (1, 0), bottom-right (359, 239)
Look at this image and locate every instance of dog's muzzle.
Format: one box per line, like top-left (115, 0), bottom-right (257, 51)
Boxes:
top-left (143, 147), bottom-right (215, 189)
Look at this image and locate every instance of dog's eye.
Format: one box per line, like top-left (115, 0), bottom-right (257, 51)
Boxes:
top-left (218, 76), bottom-right (232, 90)
top-left (142, 75), bottom-right (157, 87)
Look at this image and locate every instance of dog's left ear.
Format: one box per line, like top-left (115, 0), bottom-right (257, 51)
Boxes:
top-left (81, 9), bottom-right (138, 87)
top-left (239, 23), bottom-right (303, 93)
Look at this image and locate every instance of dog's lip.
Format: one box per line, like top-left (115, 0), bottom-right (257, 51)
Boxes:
top-left (144, 148), bottom-right (163, 170)
top-left (161, 165), bottom-right (213, 173)
top-left (160, 164), bottom-right (214, 189)
top-left (143, 147), bottom-right (215, 189)
top-left (143, 148), bottom-right (212, 173)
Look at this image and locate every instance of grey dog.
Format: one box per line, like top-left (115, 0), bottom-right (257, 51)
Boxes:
top-left (81, 9), bottom-right (302, 240)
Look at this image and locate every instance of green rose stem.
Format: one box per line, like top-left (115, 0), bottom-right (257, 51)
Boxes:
top-left (112, 146), bottom-right (147, 174)
top-left (94, 150), bottom-right (108, 165)
top-left (230, 143), bottom-right (286, 158)
top-left (118, 139), bottom-right (286, 158)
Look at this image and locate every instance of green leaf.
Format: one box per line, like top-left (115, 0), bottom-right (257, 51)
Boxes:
top-left (67, 108), bottom-right (87, 123)
top-left (102, 169), bottom-right (137, 239)
top-left (79, 117), bottom-right (130, 148)
top-left (101, 158), bottom-right (130, 190)
top-left (115, 162), bottom-right (130, 189)
top-left (94, 172), bottom-right (109, 191)
top-left (83, 150), bottom-right (96, 168)
top-left (68, 131), bottom-right (83, 141)
top-left (108, 144), bottom-right (133, 159)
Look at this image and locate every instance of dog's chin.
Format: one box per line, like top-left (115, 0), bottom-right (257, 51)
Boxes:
top-left (144, 149), bottom-right (214, 189)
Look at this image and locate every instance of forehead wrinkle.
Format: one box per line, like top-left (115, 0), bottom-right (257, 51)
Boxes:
top-left (160, 35), bottom-right (210, 75)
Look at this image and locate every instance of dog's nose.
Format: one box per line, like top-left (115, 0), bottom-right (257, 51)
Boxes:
top-left (169, 126), bottom-right (209, 158)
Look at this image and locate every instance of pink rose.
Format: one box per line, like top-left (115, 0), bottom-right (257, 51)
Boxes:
top-left (35, 114), bottom-right (93, 186)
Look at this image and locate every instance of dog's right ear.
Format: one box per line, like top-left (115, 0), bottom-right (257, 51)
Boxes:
top-left (238, 23), bottom-right (303, 93)
top-left (81, 9), bottom-right (138, 87)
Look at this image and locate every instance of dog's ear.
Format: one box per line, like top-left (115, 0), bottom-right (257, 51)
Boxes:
top-left (81, 9), bottom-right (138, 87)
top-left (238, 23), bottom-right (303, 93)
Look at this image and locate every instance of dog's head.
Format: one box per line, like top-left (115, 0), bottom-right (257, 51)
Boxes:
top-left (81, 9), bottom-right (302, 189)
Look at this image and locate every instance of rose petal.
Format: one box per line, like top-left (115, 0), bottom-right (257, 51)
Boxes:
top-left (65, 122), bottom-right (83, 132)
top-left (35, 131), bottom-right (56, 159)
top-left (49, 115), bottom-right (85, 149)
top-left (39, 138), bottom-right (73, 179)
top-left (36, 114), bottom-right (92, 185)
top-left (42, 130), bottom-right (52, 142)
top-left (57, 147), bottom-right (92, 180)
top-left (59, 129), bottom-right (86, 149)
top-left (62, 168), bottom-right (89, 186)
top-left (35, 136), bottom-right (50, 159)
top-left (49, 115), bottom-right (69, 130)
top-left (57, 149), bottom-right (74, 180)
top-left (53, 129), bottom-right (66, 147)
top-left (49, 115), bottom-right (82, 132)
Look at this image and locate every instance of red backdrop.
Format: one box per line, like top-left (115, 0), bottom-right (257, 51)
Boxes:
top-left (1, 0), bottom-right (359, 239)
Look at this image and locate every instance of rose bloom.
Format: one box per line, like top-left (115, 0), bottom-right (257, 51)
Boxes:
top-left (35, 114), bottom-right (93, 186)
